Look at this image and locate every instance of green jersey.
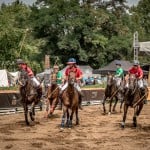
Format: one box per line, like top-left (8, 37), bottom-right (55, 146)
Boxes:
top-left (56, 71), bottom-right (62, 84)
top-left (115, 68), bottom-right (124, 78)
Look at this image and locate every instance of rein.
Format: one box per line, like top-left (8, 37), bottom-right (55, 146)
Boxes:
top-left (48, 86), bottom-right (59, 99)
top-left (109, 87), bottom-right (120, 100)
top-left (133, 92), bottom-right (147, 108)
top-left (131, 82), bottom-right (137, 95)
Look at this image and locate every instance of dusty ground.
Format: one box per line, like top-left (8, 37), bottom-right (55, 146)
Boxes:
top-left (0, 103), bottom-right (150, 150)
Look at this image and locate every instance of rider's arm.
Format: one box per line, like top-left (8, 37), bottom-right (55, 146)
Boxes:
top-left (76, 68), bottom-right (83, 81)
top-left (138, 68), bottom-right (143, 79)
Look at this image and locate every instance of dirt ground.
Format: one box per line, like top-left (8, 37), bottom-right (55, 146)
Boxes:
top-left (0, 103), bottom-right (150, 150)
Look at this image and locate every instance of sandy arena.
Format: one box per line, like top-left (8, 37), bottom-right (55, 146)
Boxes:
top-left (0, 103), bottom-right (150, 150)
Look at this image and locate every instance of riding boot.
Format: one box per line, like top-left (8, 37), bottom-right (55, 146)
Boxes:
top-left (37, 86), bottom-right (42, 99)
top-left (59, 90), bottom-right (64, 99)
top-left (78, 93), bottom-right (83, 110)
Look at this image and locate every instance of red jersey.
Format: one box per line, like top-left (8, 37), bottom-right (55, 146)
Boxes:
top-left (65, 66), bottom-right (82, 81)
top-left (128, 66), bottom-right (143, 78)
top-left (20, 64), bottom-right (34, 77)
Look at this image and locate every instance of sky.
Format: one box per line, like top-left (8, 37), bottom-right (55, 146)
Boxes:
top-left (0, 0), bottom-right (140, 6)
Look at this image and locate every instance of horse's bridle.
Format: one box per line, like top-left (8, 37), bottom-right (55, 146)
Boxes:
top-left (128, 75), bottom-right (138, 95)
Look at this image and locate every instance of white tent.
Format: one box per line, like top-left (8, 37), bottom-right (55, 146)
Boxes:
top-left (0, 70), bottom-right (9, 87)
top-left (140, 41), bottom-right (150, 52)
top-left (9, 71), bottom-right (19, 86)
top-left (0, 70), bottom-right (19, 87)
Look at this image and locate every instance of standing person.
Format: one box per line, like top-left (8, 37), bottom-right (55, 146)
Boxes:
top-left (128, 60), bottom-right (144, 90)
top-left (60, 58), bottom-right (83, 110)
top-left (115, 61), bottom-right (124, 87)
top-left (16, 59), bottom-right (42, 99)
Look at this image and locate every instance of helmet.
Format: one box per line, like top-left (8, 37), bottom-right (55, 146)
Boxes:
top-left (67, 58), bottom-right (76, 64)
top-left (53, 65), bottom-right (59, 69)
top-left (133, 60), bottom-right (139, 66)
top-left (16, 59), bottom-right (25, 64)
top-left (115, 60), bottom-right (121, 66)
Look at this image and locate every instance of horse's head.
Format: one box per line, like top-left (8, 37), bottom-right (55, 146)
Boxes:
top-left (18, 71), bottom-right (29, 87)
top-left (50, 72), bottom-right (57, 84)
top-left (126, 74), bottom-right (137, 91)
top-left (68, 71), bottom-right (76, 85)
top-left (106, 73), bottom-right (114, 86)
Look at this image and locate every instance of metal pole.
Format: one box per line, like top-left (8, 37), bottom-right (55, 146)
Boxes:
top-left (133, 31), bottom-right (140, 61)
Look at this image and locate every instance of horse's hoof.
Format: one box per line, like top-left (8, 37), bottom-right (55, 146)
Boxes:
top-left (48, 114), bottom-right (52, 118)
top-left (133, 123), bottom-right (137, 127)
top-left (102, 112), bottom-right (106, 115)
top-left (31, 116), bottom-right (35, 121)
top-left (26, 122), bottom-right (30, 126)
top-left (76, 122), bottom-right (79, 125)
top-left (60, 128), bottom-right (64, 131)
top-left (108, 112), bottom-right (111, 115)
top-left (121, 122), bottom-right (125, 129)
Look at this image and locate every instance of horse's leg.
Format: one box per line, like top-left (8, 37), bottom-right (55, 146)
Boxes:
top-left (133, 107), bottom-right (138, 127)
top-left (69, 108), bottom-right (75, 128)
top-left (112, 96), bottom-right (118, 112)
top-left (61, 106), bottom-right (67, 128)
top-left (75, 107), bottom-right (79, 125)
top-left (66, 109), bottom-right (69, 127)
top-left (23, 103), bottom-right (29, 125)
top-left (133, 103), bottom-right (144, 127)
top-left (120, 99), bottom-right (124, 113)
top-left (30, 101), bottom-right (35, 121)
top-left (102, 96), bottom-right (107, 114)
top-left (136, 103), bottom-right (144, 116)
top-left (49, 97), bottom-right (59, 116)
top-left (121, 103), bottom-right (128, 128)
top-left (108, 98), bottom-right (113, 115)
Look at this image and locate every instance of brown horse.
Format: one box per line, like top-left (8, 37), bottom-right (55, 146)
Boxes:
top-left (102, 73), bottom-right (124, 114)
top-left (60, 71), bottom-right (79, 128)
top-left (46, 72), bottom-right (60, 118)
top-left (121, 74), bottom-right (148, 128)
top-left (19, 71), bottom-right (42, 125)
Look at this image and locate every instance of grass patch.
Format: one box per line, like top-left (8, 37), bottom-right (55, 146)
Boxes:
top-left (81, 84), bottom-right (106, 89)
top-left (0, 86), bottom-right (19, 91)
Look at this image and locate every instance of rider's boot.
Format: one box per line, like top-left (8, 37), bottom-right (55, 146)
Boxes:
top-left (78, 91), bottom-right (84, 110)
top-left (37, 86), bottom-right (42, 99)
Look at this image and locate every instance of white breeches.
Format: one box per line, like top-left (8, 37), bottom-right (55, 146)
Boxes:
top-left (31, 77), bottom-right (40, 88)
top-left (61, 82), bottom-right (81, 92)
top-left (115, 77), bottom-right (122, 87)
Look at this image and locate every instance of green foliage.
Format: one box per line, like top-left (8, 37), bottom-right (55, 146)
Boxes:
top-left (0, 0), bottom-right (149, 72)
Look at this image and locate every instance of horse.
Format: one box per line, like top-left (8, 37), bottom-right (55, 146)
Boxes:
top-left (121, 74), bottom-right (148, 128)
top-left (102, 73), bottom-right (124, 115)
top-left (60, 71), bottom-right (79, 129)
top-left (45, 72), bottom-right (60, 118)
top-left (18, 71), bottom-right (42, 125)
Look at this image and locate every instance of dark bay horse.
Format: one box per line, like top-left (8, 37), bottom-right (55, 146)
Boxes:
top-left (121, 74), bottom-right (148, 128)
top-left (46, 72), bottom-right (60, 118)
top-left (102, 73), bottom-right (124, 114)
top-left (19, 71), bottom-right (42, 125)
top-left (61, 72), bottom-right (79, 129)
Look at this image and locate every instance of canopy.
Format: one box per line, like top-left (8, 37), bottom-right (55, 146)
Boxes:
top-left (139, 41), bottom-right (150, 52)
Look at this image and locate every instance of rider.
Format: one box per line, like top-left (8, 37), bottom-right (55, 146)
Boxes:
top-left (60, 58), bottom-right (83, 110)
top-left (128, 60), bottom-right (144, 91)
top-left (16, 59), bottom-right (42, 99)
top-left (114, 61), bottom-right (124, 87)
top-left (53, 65), bottom-right (63, 86)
